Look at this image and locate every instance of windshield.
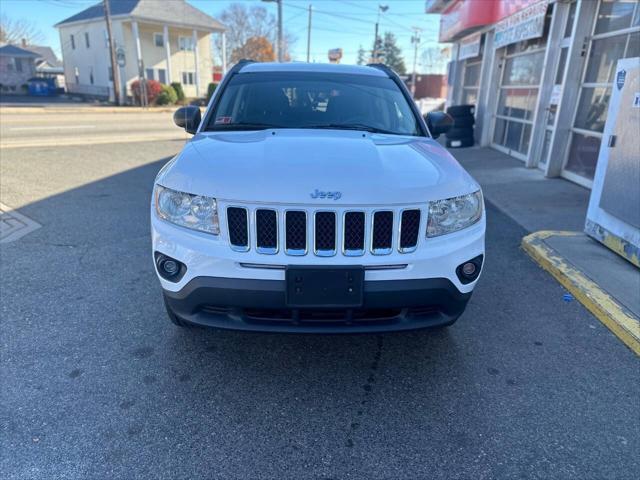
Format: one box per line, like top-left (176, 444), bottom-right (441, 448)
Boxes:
top-left (205, 72), bottom-right (422, 136)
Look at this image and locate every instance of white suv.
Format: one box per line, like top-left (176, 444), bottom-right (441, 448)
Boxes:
top-left (152, 61), bottom-right (485, 333)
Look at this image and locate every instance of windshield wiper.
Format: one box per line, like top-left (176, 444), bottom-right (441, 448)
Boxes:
top-left (301, 123), bottom-right (397, 135)
top-left (206, 122), bottom-right (283, 131)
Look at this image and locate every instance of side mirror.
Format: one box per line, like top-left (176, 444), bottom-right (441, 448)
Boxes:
top-left (424, 111), bottom-right (454, 139)
top-left (173, 106), bottom-right (202, 135)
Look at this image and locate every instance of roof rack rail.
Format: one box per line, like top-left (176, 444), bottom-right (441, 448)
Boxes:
top-left (366, 63), bottom-right (394, 77)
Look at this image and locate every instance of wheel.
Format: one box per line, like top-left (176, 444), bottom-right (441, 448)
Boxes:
top-left (446, 104), bottom-right (475, 117)
top-left (451, 115), bottom-right (475, 128)
top-left (446, 127), bottom-right (474, 140)
top-left (163, 294), bottom-right (192, 327)
top-left (446, 137), bottom-right (474, 148)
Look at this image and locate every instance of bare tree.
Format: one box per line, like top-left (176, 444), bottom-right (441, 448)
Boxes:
top-left (421, 45), bottom-right (451, 75)
top-left (215, 3), bottom-right (295, 64)
top-left (0, 14), bottom-right (45, 45)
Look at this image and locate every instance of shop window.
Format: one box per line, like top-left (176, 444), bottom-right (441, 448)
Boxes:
top-left (564, 1), bottom-right (577, 38)
top-left (585, 34), bottom-right (628, 84)
top-left (565, 133), bottom-right (600, 179)
top-left (574, 87), bottom-right (611, 133)
top-left (503, 51), bottom-right (545, 85)
top-left (539, 130), bottom-right (552, 166)
top-left (555, 48), bottom-right (568, 85)
top-left (594, 0), bottom-right (636, 35)
top-left (498, 88), bottom-right (537, 120)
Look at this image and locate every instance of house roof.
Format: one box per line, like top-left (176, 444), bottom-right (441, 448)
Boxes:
top-left (24, 45), bottom-right (63, 68)
top-left (55, 0), bottom-right (225, 31)
top-left (0, 44), bottom-right (40, 58)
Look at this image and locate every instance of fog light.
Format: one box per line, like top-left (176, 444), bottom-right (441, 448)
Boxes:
top-left (462, 262), bottom-right (476, 276)
top-left (154, 252), bottom-right (186, 282)
top-left (455, 255), bottom-right (483, 284)
top-left (162, 259), bottom-right (179, 276)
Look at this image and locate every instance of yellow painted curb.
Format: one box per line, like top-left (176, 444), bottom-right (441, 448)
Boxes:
top-left (522, 230), bottom-right (640, 356)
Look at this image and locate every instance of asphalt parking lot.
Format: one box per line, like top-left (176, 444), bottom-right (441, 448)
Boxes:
top-left (1, 135), bottom-right (639, 479)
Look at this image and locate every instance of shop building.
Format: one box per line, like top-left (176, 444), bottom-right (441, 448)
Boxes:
top-left (426, 0), bottom-right (639, 189)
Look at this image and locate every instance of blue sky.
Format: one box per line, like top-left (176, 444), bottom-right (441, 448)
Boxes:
top-left (2, 0), bottom-right (444, 70)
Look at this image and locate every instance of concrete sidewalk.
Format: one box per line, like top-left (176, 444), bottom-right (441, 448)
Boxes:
top-left (451, 145), bottom-right (640, 354)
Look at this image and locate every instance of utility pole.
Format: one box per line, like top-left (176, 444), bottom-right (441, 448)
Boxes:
top-left (306, 5), bottom-right (312, 63)
top-left (372, 5), bottom-right (388, 62)
top-left (410, 27), bottom-right (421, 98)
top-left (103, 0), bottom-right (121, 105)
top-left (262, 0), bottom-right (283, 62)
top-left (277, 0), bottom-right (283, 62)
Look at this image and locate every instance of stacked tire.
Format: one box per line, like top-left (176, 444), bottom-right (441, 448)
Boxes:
top-left (445, 104), bottom-right (475, 148)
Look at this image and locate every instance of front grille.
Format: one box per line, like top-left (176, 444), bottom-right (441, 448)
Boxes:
top-left (285, 211), bottom-right (307, 254)
top-left (372, 211), bottom-right (393, 254)
top-left (399, 210), bottom-right (421, 252)
top-left (344, 211), bottom-right (365, 255)
top-left (227, 207), bottom-right (249, 251)
top-left (243, 308), bottom-right (402, 324)
top-left (227, 206), bottom-right (422, 256)
top-left (255, 209), bottom-right (278, 254)
top-left (314, 212), bottom-right (336, 255)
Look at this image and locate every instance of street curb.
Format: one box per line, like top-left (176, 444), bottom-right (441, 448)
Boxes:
top-left (522, 230), bottom-right (640, 356)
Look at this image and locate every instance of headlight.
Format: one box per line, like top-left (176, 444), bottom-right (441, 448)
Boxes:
top-left (427, 191), bottom-right (483, 237)
top-left (155, 185), bottom-right (220, 235)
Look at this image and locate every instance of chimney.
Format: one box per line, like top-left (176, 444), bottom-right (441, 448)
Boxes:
top-left (21, 38), bottom-right (27, 47)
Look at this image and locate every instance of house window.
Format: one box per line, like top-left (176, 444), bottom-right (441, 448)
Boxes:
top-left (89, 66), bottom-right (94, 85)
top-left (158, 68), bottom-right (167, 84)
top-left (178, 36), bottom-right (194, 51)
top-left (154, 33), bottom-right (164, 47)
top-left (145, 68), bottom-right (155, 81)
top-left (108, 66), bottom-right (113, 82)
top-left (15, 58), bottom-right (22, 72)
top-left (181, 71), bottom-right (195, 85)
top-left (7, 58), bottom-right (13, 71)
top-left (85, 32), bottom-right (90, 48)
top-left (71, 34), bottom-right (75, 49)
top-left (74, 66), bottom-right (79, 84)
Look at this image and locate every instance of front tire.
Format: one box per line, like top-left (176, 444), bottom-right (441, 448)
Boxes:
top-left (163, 294), bottom-right (192, 327)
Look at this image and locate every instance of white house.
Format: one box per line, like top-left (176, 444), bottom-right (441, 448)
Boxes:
top-left (55, 0), bottom-right (226, 103)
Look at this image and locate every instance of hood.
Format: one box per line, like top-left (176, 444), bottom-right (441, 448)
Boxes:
top-left (157, 129), bottom-right (479, 206)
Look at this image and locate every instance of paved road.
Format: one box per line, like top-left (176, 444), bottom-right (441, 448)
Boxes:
top-left (0, 110), bottom-right (185, 149)
top-left (1, 131), bottom-right (638, 479)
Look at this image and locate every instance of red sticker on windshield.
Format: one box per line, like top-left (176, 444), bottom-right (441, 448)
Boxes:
top-left (215, 116), bottom-right (232, 124)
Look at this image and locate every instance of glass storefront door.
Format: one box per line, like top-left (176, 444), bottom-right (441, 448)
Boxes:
top-left (563, 0), bottom-right (640, 187)
top-left (492, 41), bottom-right (546, 160)
top-left (540, 1), bottom-right (576, 170)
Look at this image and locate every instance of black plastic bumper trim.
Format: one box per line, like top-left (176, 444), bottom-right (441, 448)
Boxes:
top-left (163, 276), bottom-right (472, 333)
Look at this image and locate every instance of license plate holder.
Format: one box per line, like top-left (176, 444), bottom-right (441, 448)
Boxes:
top-left (285, 266), bottom-right (364, 308)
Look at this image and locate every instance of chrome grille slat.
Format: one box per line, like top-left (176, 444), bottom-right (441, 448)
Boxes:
top-left (399, 209), bottom-right (421, 253)
top-left (371, 211), bottom-right (393, 255)
top-left (343, 211), bottom-right (366, 256)
top-left (255, 209), bottom-right (278, 254)
top-left (228, 206), bottom-right (420, 256)
top-left (285, 210), bottom-right (307, 255)
top-left (314, 211), bottom-right (337, 256)
top-left (227, 207), bottom-right (249, 251)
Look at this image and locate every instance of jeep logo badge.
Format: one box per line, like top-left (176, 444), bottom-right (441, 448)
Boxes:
top-left (310, 189), bottom-right (342, 200)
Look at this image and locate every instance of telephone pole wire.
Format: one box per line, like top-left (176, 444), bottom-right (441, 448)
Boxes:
top-left (103, 0), bottom-right (121, 105)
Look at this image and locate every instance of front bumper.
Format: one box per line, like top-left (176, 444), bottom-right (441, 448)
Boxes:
top-left (164, 276), bottom-right (472, 333)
